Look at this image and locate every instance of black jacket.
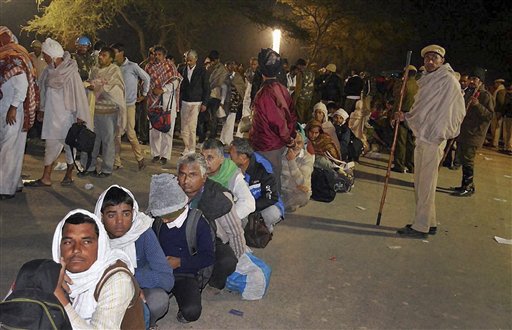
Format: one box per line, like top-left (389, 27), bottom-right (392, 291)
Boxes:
top-left (245, 154), bottom-right (280, 211)
top-left (315, 72), bottom-right (344, 104)
top-left (344, 75), bottom-right (364, 97)
top-left (179, 65), bottom-right (210, 105)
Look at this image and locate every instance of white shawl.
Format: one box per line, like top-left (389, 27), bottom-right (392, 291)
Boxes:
top-left (405, 64), bottom-right (466, 144)
top-left (52, 209), bottom-right (133, 322)
top-left (94, 185), bottom-right (153, 268)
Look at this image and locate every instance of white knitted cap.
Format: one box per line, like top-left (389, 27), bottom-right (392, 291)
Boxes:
top-left (147, 173), bottom-right (188, 216)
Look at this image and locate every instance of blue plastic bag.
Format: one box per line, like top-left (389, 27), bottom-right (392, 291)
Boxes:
top-left (226, 252), bottom-right (271, 300)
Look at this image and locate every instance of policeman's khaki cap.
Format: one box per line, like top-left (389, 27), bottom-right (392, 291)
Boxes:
top-left (495, 78), bottom-right (505, 84)
top-left (421, 44), bottom-right (445, 58)
top-left (326, 63), bottom-right (336, 72)
top-left (404, 65), bottom-right (417, 72)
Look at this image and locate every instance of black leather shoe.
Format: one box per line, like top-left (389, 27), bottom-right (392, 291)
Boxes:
top-left (451, 186), bottom-right (475, 197)
top-left (151, 156), bottom-right (160, 163)
top-left (406, 224), bottom-right (436, 235)
top-left (0, 194), bottom-right (15, 200)
top-left (397, 225), bottom-right (428, 238)
top-left (160, 157), bottom-right (167, 165)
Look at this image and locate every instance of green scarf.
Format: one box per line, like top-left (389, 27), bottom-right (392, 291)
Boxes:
top-left (210, 158), bottom-right (239, 188)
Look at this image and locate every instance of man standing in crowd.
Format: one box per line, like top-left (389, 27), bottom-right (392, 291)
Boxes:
top-left (395, 45), bottom-right (465, 238)
top-left (82, 47), bottom-right (125, 177)
top-left (111, 42), bottom-right (150, 171)
top-left (452, 68), bottom-right (494, 197)
top-left (236, 57), bottom-right (258, 138)
top-left (315, 64), bottom-right (344, 105)
top-left (392, 65), bottom-right (419, 174)
top-left (293, 58), bottom-right (314, 124)
top-left (145, 45), bottom-right (181, 165)
top-left (499, 81), bottom-right (512, 155)
top-left (219, 61), bottom-right (245, 145)
top-left (71, 36), bottom-right (94, 82)
top-left (250, 48), bottom-right (297, 192)
top-left (27, 38), bottom-right (90, 187)
top-left (28, 40), bottom-right (47, 79)
top-left (199, 50), bottom-right (228, 145)
top-left (344, 70), bottom-right (364, 115)
top-left (178, 49), bottom-right (210, 154)
top-left (0, 26), bottom-right (38, 199)
top-left (490, 78), bottom-right (506, 149)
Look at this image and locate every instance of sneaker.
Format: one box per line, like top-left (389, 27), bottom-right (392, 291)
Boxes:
top-left (159, 157), bottom-right (167, 165)
top-left (176, 311), bottom-right (190, 324)
top-left (151, 156), bottom-right (160, 163)
top-left (451, 185), bottom-right (475, 197)
top-left (397, 225), bottom-right (428, 238)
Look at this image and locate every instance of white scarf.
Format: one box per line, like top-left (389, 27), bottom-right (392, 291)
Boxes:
top-left (405, 63), bottom-right (466, 144)
top-left (94, 185), bottom-right (153, 268)
top-left (52, 209), bottom-right (133, 322)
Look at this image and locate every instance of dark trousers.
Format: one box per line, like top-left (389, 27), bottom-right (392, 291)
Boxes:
top-left (135, 100), bottom-right (149, 143)
top-left (458, 143), bottom-right (477, 188)
top-left (209, 239), bottom-right (237, 289)
top-left (394, 124), bottom-right (415, 171)
top-left (197, 98), bottom-right (221, 143)
top-left (343, 98), bottom-right (358, 116)
top-left (172, 275), bottom-right (202, 322)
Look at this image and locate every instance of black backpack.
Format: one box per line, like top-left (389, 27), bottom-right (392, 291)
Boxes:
top-left (152, 208), bottom-right (216, 290)
top-left (311, 167), bottom-right (337, 202)
top-left (65, 122), bottom-right (96, 173)
top-left (0, 259), bottom-right (72, 330)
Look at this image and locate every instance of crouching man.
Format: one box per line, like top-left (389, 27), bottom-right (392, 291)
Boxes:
top-left (52, 209), bottom-right (144, 329)
top-left (147, 173), bottom-right (215, 323)
top-left (230, 137), bottom-right (284, 232)
top-left (95, 185), bottom-right (174, 328)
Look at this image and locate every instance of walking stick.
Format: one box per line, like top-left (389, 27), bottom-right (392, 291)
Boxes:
top-left (376, 51), bottom-right (412, 226)
top-left (438, 87), bottom-right (480, 168)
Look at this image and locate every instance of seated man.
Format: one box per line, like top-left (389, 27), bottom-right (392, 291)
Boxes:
top-left (229, 138), bottom-right (284, 232)
top-left (201, 138), bottom-right (256, 221)
top-left (147, 173), bottom-right (215, 323)
top-left (52, 209), bottom-right (144, 329)
top-left (95, 185), bottom-right (173, 329)
top-left (281, 132), bottom-right (315, 213)
top-left (331, 108), bottom-right (350, 160)
top-left (177, 153), bottom-right (246, 291)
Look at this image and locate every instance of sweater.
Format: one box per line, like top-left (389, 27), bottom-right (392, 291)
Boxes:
top-left (134, 229), bottom-right (174, 292)
top-left (158, 214), bottom-right (215, 275)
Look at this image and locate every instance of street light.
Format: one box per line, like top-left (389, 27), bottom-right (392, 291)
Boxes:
top-left (272, 29), bottom-right (281, 54)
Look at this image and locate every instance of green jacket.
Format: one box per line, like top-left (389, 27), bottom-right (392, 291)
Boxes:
top-left (393, 78), bottom-right (418, 113)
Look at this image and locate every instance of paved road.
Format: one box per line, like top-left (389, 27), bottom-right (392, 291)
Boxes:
top-left (1, 139), bottom-right (511, 329)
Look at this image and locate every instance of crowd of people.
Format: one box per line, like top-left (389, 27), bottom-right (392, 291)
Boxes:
top-left (1, 23), bottom-right (511, 328)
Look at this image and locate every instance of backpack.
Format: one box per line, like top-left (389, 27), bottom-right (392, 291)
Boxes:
top-left (333, 168), bottom-right (354, 193)
top-left (152, 208), bottom-right (216, 290)
top-left (311, 167), bottom-right (337, 202)
top-left (65, 122), bottom-right (96, 173)
top-left (0, 259), bottom-right (72, 330)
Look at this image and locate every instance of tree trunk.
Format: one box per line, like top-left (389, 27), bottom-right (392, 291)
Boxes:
top-left (118, 9), bottom-right (147, 60)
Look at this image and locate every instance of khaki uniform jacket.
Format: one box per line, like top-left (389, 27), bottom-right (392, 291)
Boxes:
top-left (457, 86), bottom-right (494, 147)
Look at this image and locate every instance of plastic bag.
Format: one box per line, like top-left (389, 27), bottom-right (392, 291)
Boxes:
top-left (226, 252), bottom-right (271, 300)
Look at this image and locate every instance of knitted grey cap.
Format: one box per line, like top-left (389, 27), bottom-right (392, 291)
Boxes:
top-left (147, 173), bottom-right (188, 216)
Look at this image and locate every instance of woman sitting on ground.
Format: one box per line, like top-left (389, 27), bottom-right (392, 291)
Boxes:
top-left (305, 120), bottom-right (341, 170)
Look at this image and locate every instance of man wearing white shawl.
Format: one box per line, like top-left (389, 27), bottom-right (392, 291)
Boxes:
top-left (52, 209), bottom-right (144, 329)
top-left (27, 38), bottom-right (90, 187)
top-left (396, 45), bottom-right (466, 238)
top-left (95, 185), bottom-right (173, 328)
top-left (81, 47), bottom-right (126, 177)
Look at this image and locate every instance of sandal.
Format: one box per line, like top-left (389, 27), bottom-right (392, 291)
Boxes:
top-left (24, 179), bottom-right (52, 187)
top-left (61, 178), bottom-right (74, 186)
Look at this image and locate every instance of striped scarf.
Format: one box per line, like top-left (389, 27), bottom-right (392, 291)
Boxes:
top-left (0, 26), bottom-right (39, 131)
top-left (145, 59), bottom-right (180, 110)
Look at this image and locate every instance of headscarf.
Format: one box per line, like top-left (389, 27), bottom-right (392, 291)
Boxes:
top-left (305, 120), bottom-right (341, 160)
top-left (0, 26), bottom-right (39, 131)
top-left (41, 38), bottom-right (64, 59)
top-left (52, 209), bottom-right (132, 321)
top-left (258, 48), bottom-right (281, 78)
top-left (94, 185), bottom-right (154, 268)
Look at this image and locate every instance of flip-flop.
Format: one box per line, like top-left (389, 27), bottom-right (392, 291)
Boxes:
top-left (61, 179), bottom-right (74, 186)
top-left (25, 179), bottom-right (52, 187)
